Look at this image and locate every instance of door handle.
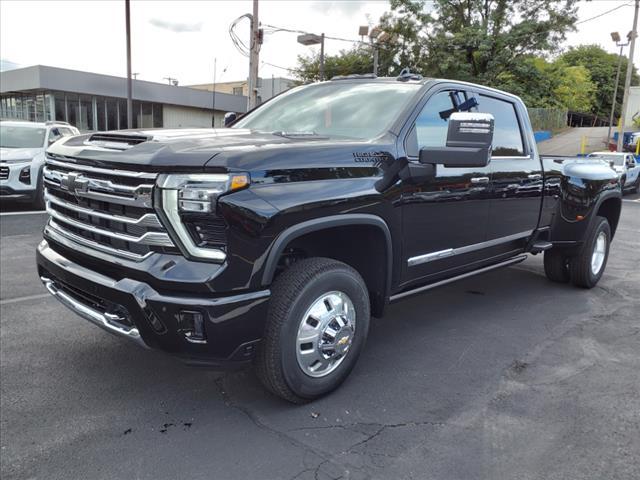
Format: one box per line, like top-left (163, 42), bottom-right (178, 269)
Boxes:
top-left (527, 174), bottom-right (542, 180)
top-left (470, 177), bottom-right (490, 184)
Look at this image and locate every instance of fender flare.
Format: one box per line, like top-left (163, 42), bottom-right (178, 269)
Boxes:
top-left (588, 189), bottom-right (622, 238)
top-left (260, 213), bottom-right (393, 298)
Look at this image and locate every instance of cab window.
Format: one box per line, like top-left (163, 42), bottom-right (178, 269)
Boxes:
top-left (59, 127), bottom-right (75, 137)
top-left (48, 128), bottom-right (63, 145)
top-left (406, 90), bottom-right (467, 156)
top-left (476, 95), bottom-right (525, 157)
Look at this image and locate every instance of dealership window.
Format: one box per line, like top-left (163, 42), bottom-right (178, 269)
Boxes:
top-left (96, 97), bottom-right (106, 131)
top-left (153, 103), bottom-right (163, 127)
top-left (106, 98), bottom-right (118, 130)
top-left (78, 95), bottom-right (93, 131)
top-left (66, 93), bottom-right (78, 127)
top-left (118, 99), bottom-right (127, 129)
top-left (141, 102), bottom-right (153, 128)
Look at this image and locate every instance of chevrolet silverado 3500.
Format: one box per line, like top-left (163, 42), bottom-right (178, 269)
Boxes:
top-left (37, 74), bottom-right (622, 402)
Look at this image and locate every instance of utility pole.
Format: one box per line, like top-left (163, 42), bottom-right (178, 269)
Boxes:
top-left (319, 33), bottom-right (325, 81)
top-left (607, 35), bottom-right (628, 149)
top-left (125, 0), bottom-right (133, 129)
top-left (373, 47), bottom-right (379, 76)
top-left (618, 0), bottom-right (639, 152)
top-left (212, 58), bottom-right (217, 127)
top-left (248, 0), bottom-right (260, 110)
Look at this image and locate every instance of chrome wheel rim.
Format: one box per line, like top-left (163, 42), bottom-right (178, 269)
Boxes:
top-left (295, 291), bottom-right (356, 378)
top-left (591, 231), bottom-right (607, 275)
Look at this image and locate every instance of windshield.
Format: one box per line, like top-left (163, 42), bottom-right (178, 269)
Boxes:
top-left (233, 82), bottom-right (422, 139)
top-left (589, 154), bottom-right (625, 166)
top-left (0, 125), bottom-right (46, 148)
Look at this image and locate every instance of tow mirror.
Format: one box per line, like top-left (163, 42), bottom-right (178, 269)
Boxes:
top-left (224, 112), bottom-right (237, 127)
top-left (419, 112), bottom-right (494, 168)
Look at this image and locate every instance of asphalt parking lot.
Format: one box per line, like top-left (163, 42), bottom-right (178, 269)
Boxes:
top-left (1, 195), bottom-right (639, 480)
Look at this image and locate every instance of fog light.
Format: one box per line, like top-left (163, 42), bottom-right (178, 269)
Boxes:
top-left (19, 166), bottom-right (30, 184)
top-left (178, 310), bottom-right (206, 343)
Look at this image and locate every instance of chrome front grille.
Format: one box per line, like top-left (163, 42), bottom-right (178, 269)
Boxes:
top-left (0, 166), bottom-right (8, 180)
top-left (43, 158), bottom-right (175, 261)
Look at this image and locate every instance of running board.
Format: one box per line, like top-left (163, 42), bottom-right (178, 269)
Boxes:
top-left (389, 254), bottom-right (528, 302)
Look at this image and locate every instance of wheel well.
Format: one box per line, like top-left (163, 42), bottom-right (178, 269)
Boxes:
top-left (596, 197), bottom-right (621, 238)
top-left (274, 225), bottom-right (389, 317)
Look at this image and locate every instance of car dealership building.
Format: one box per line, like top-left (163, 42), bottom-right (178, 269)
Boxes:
top-left (0, 65), bottom-right (247, 131)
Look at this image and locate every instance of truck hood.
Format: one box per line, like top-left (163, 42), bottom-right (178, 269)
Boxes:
top-left (46, 128), bottom-right (371, 172)
top-left (0, 147), bottom-right (43, 162)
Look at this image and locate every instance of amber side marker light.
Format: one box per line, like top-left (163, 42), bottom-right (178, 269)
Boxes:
top-left (230, 174), bottom-right (250, 191)
top-left (576, 215), bottom-right (585, 221)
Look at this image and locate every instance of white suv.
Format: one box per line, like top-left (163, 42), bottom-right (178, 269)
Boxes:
top-left (0, 120), bottom-right (79, 208)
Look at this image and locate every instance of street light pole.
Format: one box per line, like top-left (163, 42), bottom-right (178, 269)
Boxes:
top-left (212, 57), bottom-right (217, 127)
top-left (297, 33), bottom-right (325, 81)
top-left (373, 47), bottom-right (379, 76)
top-left (319, 33), bottom-right (325, 81)
top-left (617, 0), bottom-right (639, 152)
top-left (607, 34), bottom-right (629, 149)
top-left (125, 0), bottom-right (133, 129)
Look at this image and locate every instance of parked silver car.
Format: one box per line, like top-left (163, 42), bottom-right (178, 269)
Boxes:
top-left (0, 120), bottom-right (79, 208)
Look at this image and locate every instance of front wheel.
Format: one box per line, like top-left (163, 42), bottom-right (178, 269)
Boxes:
top-left (569, 216), bottom-right (611, 289)
top-left (31, 168), bottom-right (45, 210)
top-left (255, 257), bottom-right (370, 403)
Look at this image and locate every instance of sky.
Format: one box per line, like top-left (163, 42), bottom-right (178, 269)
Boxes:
top-left (0, 0), bottom-right (638, 86)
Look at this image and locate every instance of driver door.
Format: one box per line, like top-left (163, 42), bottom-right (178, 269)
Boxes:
top-left (399, 89), bottom-right (492, 287)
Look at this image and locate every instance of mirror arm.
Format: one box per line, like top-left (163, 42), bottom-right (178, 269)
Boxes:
top-left (399, 162), bottom-right (435, 184)
top-left (420, 146), bottom-right (490, 168)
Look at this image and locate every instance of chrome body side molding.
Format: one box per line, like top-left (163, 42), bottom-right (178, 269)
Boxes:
top-left (407, 230), bottom-right (533, 267)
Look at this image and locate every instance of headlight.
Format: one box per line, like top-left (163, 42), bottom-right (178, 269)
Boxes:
top-left (157, 173), bottom-right (249, 213)
top-left (156, 173), bottom-right (249, 261)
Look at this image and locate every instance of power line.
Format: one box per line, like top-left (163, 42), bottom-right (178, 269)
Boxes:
top-left (575, 2), bottom-right (632, 25)
top-left (260, 60), bottom-right (301, 74)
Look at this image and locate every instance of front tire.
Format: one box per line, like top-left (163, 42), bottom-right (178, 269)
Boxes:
top-left (569, 216), bottom-right (611, 289)
top-left (31, 168), bottom-right (45, 210)
top-left (255, 257), bottom-right (370, 403)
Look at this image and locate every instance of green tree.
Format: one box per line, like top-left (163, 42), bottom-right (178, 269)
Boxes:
top-left (553, 64), bottom-right (595, 113)
top-left (493, 57), bottom-right (596, 113)
top-left (559, 44), bottom-right (639, 120)
top-left (295, 48), bottom-right (374, 83)
top-left (380, 0), bottom-right (579, 83)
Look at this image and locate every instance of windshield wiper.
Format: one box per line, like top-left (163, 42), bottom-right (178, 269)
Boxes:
top-left (272, 130), bottom-right (322, 138)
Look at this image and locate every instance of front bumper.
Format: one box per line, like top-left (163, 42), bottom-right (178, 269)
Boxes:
top-left (0, 160), bottom-right (37, 200)
top-left (36, 240), bottom-right (270, 368)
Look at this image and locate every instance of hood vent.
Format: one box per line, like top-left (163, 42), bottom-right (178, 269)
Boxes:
top-left (86, 133), bottom-right (151, 150)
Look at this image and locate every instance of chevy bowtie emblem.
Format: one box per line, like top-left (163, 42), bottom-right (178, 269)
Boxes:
top-left (337, 336), bottom-right (350, 347)
top-left (60, 172), bottom-right (89, 195)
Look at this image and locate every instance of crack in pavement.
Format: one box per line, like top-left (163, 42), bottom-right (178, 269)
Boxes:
top-left (213, 376), bottom-right (370, 480)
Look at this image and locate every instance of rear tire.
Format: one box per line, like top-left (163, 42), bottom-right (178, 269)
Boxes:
top-left (633, 177), bottom-right (640, 194)
top-left (255, 257), bottom-right (370, 403)
top-left (543, 249), bottom-right (570, 283)
top-left (569, 216), bottom-right (611, 289)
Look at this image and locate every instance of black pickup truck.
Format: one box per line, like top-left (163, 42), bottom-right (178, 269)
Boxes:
top-left (37, 74), bottom-right (622, 403)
